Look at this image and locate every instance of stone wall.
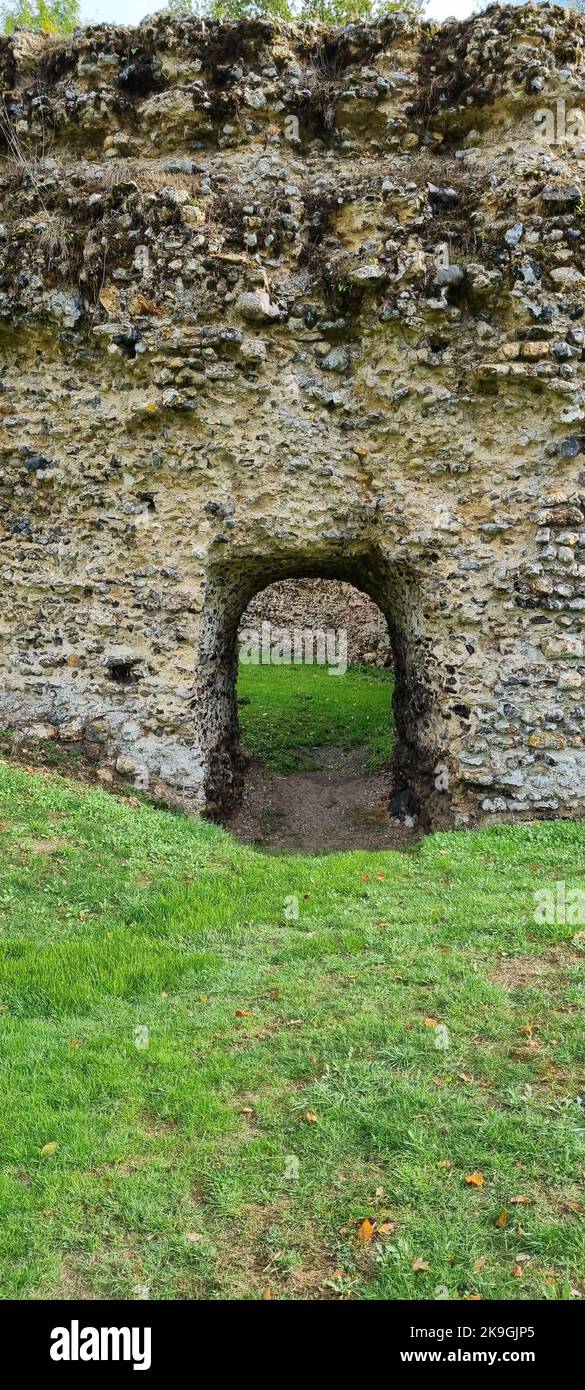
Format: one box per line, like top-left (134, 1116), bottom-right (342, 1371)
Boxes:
top-left (1, 7), bottom-right (585, 826)
top-left (239, 579), bottom-right (392, 665)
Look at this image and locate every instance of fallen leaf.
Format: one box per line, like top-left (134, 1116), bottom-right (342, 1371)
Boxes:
top-left (357, 1218), bottom-right (375, 1242)
top-left (235, 1010), bottom-right (251, 1017)
top-left (378, 1222), bottom-right (397, 1237)
top-left (438, 1159), bottom-right (452, 1169)
top-left (412, 1257), bottom-right (430, 1272)
top-left (40, 1141), bottom-right (59, 1156)
top-left (375, 873), bottom-right (385, 881)
top-left (199, 994), bottom-right (208, 1002)
top-left (185, 1232), bottom-right (203, 1244)
top-left (424, 1016), bottom-right (438, 1028)
top-left (473, 1256), bottom-right (487, 1272)
top-left (458, 1073), bottom-right (472, 1083)
top-left (510, 1196), bottom-right (530, 1205)
top-left (465, 1172), bottom-right (485, 1187)
top-left (465, 1293), bottom-right (481, 1300)
top-left (512, 1264), bottom-right (525, 1278)
top-left (304, 1111), bottom-right (318, 1124)
top-left (261, 1287), bottom-right (272, 1300)
top-left (495, 1209), bottom-right (509, 1229)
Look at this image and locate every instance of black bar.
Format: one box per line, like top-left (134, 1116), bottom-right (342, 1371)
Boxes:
top-left (0, 1298), bottom-right (577, 1376)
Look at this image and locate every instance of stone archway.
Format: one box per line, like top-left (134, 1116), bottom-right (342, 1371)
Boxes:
top-left (196, 546), bottom-right (451, 828)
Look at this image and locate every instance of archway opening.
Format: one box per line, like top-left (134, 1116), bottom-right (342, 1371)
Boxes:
top-left (196, 548), bottom-right (451, 851)
top-left (232, 579), bottom-right (396, 851)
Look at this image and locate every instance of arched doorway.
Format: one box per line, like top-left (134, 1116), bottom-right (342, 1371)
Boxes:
top-left (196, 545), bottom-right (452, 843)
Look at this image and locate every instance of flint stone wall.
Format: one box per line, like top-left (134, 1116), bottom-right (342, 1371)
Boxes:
top-left (239, 580), bottom-right (392, 665)
top-left (1, 6), bottom-right (585, 825)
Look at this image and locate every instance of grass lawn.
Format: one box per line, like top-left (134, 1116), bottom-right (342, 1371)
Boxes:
top-left (237, 662), bottom-right (394, 771)
top-left (0, 665), bottom-right (584, 1301)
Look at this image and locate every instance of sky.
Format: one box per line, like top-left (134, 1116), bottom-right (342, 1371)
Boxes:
top-left (78, 1), bottom-right (478, 31)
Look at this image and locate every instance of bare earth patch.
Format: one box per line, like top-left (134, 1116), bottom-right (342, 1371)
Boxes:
top-left (51, 1256), bottom-right (105, 1302)
top-left (228, 747), bottom-right (417, 853)
top-left (25, 838), bottom-right (70, 855)
top-left (487, 945), bottom-right (581, 990)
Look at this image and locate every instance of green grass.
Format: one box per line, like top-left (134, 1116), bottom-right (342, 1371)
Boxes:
top-left (237, 662), bottom-right (394, 771)
top-left (0, 749), bottom-right (584, 1300)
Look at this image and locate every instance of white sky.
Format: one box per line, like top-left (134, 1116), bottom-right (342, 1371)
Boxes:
top-left (79, 1), bottom-right (477, 31)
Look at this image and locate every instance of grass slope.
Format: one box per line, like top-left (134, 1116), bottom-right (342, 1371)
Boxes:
top-left (237, 662), bottom-right (394, 772)
top-left (0, 757), bottom-right (584, 1300)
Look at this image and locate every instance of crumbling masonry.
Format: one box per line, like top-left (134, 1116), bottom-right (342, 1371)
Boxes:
top-left (1, 5), bottom-right (585, 825)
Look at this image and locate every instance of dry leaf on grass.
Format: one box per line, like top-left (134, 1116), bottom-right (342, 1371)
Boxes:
top-left (465, 1172), bottom-right (485, 1187)
top-left (412, 1257), bottom-right (430, 1272)
top-left (495, 1209), bottom-right (509, 1229)
top-left (357, 1218), bottom-right (375, 1242)
top-left (353, 1217), bottom-right (397, 1242)
top-left (304, 1111), bottom-right (318, 1124)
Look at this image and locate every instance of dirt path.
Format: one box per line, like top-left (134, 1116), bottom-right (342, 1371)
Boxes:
top-left (227, 746), bottom-right (418, 853)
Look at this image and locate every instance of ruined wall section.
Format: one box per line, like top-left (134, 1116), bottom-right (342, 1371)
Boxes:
top-left (0, 7), bottom-right (584, 824)
top-left (240, 580), bottom-right (392, 665)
